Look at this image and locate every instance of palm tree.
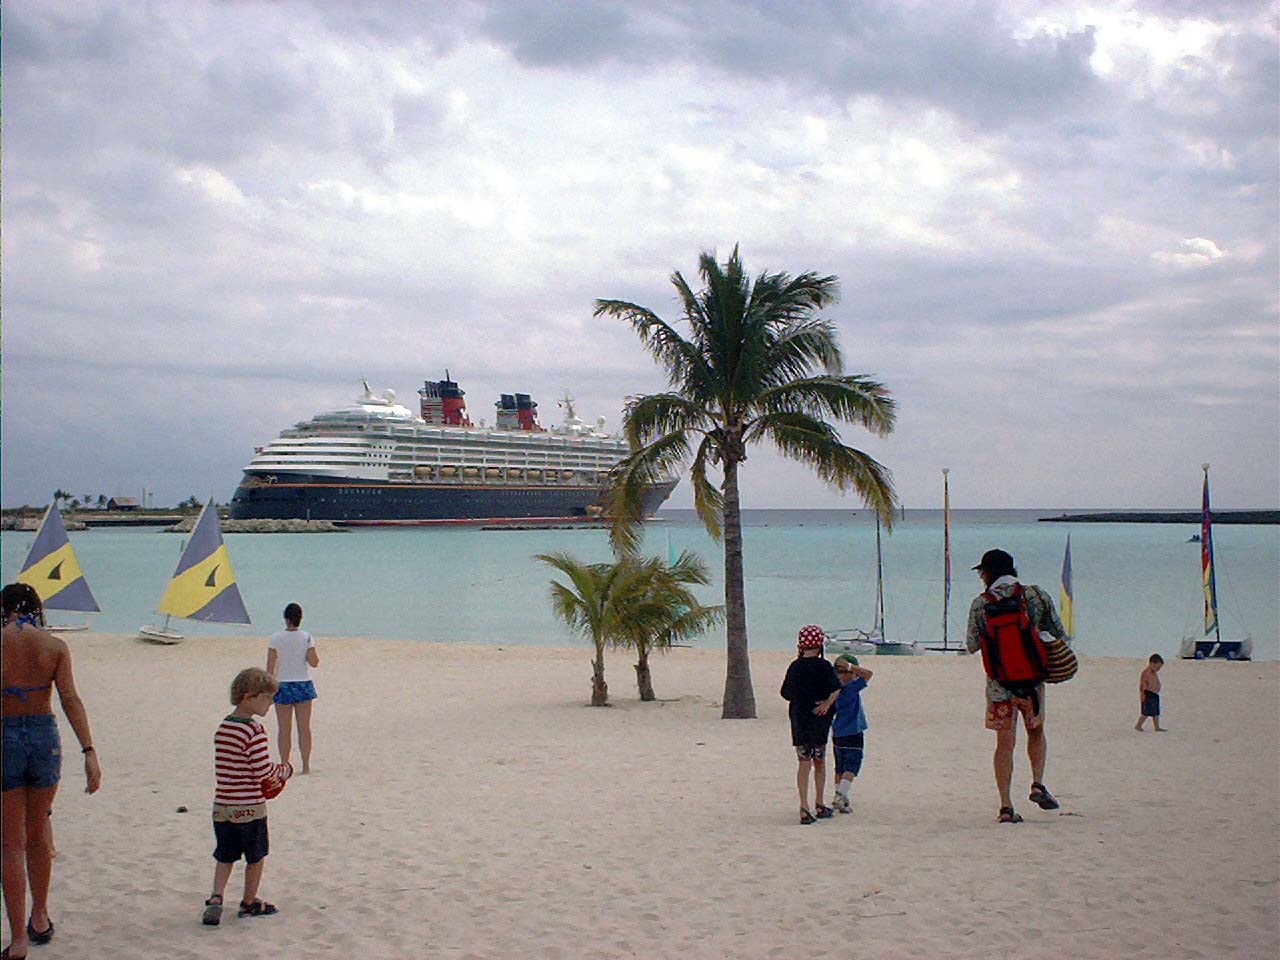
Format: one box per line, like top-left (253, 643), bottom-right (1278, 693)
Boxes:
top-left (52, 489), bottom-right (69, 510)
top-left (595, 246), bottom-right (898, 719)
top-left (97, 495), bottom-right (108, 510)
top-left (609, 550), bottom-right (723, 701)
top-left (536, 552), bottom-right (621, 706)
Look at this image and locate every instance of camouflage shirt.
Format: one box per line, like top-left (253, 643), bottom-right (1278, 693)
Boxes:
top-left (965, 576), bottom-right (1067, 703)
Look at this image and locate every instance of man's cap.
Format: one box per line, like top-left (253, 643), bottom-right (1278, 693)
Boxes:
top-left (835, 654), bottom-right (860, 668)
top-left (972, 548), bottom-right (1016, 576)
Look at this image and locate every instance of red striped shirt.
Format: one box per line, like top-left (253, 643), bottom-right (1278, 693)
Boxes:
top-left (213, 715), bottom-right (286, 805)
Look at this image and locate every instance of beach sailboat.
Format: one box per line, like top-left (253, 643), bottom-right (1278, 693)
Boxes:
top-left (17, 504), bottom-right (100, 631)
top-left (1179, 464), bottom-right (1252, 661)
top-left (825, 514), bottom-right (922, 657)
top-left (923, 467), bottom-right (957, 652)
top-left (139, 501), bottom-right (251, 643)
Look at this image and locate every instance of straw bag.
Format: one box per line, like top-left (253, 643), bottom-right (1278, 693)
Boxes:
top-left (1043, 636), bottom-right (1078, 684)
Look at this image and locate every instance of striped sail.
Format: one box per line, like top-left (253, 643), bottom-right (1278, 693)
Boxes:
top-left (156, 502), bottom-right (251, 624)
top-left (1200, 465), bottom-right (1219, 637)
top-left (1059, 535), bottom-right (1074, 640)
top-left (18, 505), bottom-right (100, 613)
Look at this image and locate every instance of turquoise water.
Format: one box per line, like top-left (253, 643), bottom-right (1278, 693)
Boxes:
top-left (2, 509), bottom-right (1276, 660)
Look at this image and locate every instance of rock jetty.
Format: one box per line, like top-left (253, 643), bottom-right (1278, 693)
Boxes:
top-left (1, 516), bottom-right (88, 531)
top-left (164, 518), bottom-right (346, 533)
top-left (1039, 510), bottom-right (1278, 524)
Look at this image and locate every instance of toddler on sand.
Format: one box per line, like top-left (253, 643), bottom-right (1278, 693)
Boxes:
top-left (1135, 654), bottom-right (1165, 732)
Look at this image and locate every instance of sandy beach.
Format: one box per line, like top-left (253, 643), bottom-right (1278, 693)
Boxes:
top-left (5, 634), bottom-right (1277, 960)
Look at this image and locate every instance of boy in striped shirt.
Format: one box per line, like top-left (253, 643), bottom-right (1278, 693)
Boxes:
top-left (202, 668), bottom-right (293, 926)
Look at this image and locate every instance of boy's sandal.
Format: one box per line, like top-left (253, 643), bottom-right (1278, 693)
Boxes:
top-left (998, 807), bottom-right (1024, 823)
top-left (238, 899), bottom-right (278, 918)
top-left (799, 808), bottom-right (816, 825)
top-left (814, 803), bottom-right (834, 819)
top-left (27, 918), bottom-right (54, 945)
top-left (1029, 783), bottom-right (1060, 810)
top-left (202, 896), bottom-right (223, 926)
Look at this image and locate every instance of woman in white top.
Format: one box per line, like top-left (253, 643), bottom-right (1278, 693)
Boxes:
top-left (265, 603), bottom-right (319, 774)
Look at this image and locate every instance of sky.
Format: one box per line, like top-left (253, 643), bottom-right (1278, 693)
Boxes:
top-left (2, 0), bottom-right (1277, 511)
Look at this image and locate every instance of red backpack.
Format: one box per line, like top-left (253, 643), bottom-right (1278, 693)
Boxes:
top-left (979, 584), bottom-right (1049, 697)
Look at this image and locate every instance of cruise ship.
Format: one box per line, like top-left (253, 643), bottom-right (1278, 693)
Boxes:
top-left (227, 375), bottom-right (678, 524)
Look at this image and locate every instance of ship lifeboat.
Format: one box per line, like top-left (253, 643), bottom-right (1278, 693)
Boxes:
top-left (508, 469), bottom-right (524, 480)
top-left (561, 471), bottom-right (575, 481)
top-left (439, 466), bottom-right (458, 478)
top-left (485, 467), bottom-right (502, 478)
top-left (597, 471), bottom-right (610, 482)
top-left (527, 469), bottom-right (542, 480)
top-left (462, 466), bottom-right (480, 478)
top-left (413, 465), bottom-right (434, 479)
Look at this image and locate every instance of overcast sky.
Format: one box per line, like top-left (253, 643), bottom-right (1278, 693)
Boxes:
top-left (2, 1), bottom-right (1276, 510)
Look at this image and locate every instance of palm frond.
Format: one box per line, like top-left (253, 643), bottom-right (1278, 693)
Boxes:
top-left (593, 299), bottom-right (706, 389)
top-left (756, 412), bottom-right (897, 527)
top-left (624, 393), bottom-right (710, 449)
top-left (605, 431), bottom-right (692, 555)
top-left (751, 375), bottom-right (897, 437)
top-left (689, 434), bottom-right (724, 541)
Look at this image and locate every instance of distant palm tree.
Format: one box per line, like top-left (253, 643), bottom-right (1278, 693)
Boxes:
top-left (609, 550), bottom-right (723, 701)
top-left (97, 495), bottom-right (108, 510)
top-left (536, 552), bottom-right (621, 706)
top-left (595, 246), bottom-right (898, 719)
top-left (52, 489), bottom-right (70, 509)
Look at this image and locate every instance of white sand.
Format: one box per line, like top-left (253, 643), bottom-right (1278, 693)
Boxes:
top-left (5, 635), bottom-right (1277, 959)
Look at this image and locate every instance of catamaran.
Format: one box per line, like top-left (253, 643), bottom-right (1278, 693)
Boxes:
top-left (139, 501), bottom-right (251, 643)
top-left (17, 504), bottom-right (100, 631)
top-left (825, 513), bottom-right (923, 657)
top-left (1179, 463), bottom-right (1252, 660)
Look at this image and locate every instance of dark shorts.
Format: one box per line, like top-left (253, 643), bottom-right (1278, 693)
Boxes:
top-left (1142, 691), bottom-right (1160, 717)
top-left (274, 680), bottom-right (317, 705)
top-left (213, 816), bottom-right (270, 864)
top-left (833, 733), bottom-right (865, 777)
top-left (2, 714), bottom-right (61, 792)
top-left (794, 743), bottom-right (826, 762)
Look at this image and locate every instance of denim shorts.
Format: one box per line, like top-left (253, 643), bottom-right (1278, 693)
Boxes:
top-left (833, 733), bottom-right (865, 777)
top-left (2, 714), bottom-right (62, 791)
top-left (213, 815), bottom-right (270, 864)
top-left (273, 680), bottom-right (317, 705)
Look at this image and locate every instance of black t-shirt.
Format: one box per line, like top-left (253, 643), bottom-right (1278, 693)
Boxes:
top-left (780, 656), bottom-right (841, 746)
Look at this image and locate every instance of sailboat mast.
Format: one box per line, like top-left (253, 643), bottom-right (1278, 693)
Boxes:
top-left (942, 468), bottom-right (951, 650)
top-left (1201, 462), bottom-right (1221, 643)
top-left (875, 514), bottom-right (886, 639)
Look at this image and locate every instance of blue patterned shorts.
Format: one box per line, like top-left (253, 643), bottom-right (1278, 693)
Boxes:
top-left (273, 680), bottom-right (317, 705)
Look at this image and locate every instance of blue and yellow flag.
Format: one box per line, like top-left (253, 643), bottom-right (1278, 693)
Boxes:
top-left (156, 502), bottom-right (250, 624)
top-left (1059, 535), bottom-right (1074, 640)
top-left (18, 505), bottom-right (100, 613)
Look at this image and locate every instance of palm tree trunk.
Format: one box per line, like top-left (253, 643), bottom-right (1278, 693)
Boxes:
top-left (591, 641), bottom-right (609, 706)
top-left (634, 640), bottom-right (655, 701)
top-left (720, 457), bottom-right (757, 719)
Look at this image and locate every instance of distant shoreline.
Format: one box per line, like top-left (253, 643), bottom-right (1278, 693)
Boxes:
top-left (1039, 510), bottom-right (1279, 524)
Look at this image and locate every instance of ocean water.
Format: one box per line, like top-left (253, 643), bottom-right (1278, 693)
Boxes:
top-left (1, 509), bottom-right (1276, 661)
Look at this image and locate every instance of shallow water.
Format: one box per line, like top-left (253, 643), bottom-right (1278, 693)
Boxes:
top-left (2, 509), bottom-right (1276, 660)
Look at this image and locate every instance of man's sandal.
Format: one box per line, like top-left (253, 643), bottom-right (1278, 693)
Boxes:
top-left (1029, 783), bottom-right (1060, 810)
top-left (814, 803), bottom-right (834, 819)
top-left (998, 806), bottom-right (1024, 823)
top-left (201, 895), bottom-right (223, 926)
top-left (799, 808), bottom-right (816, 825)
top-left (27, 918), bottom-right (54, 945)
top-left (238, 899), bottom-right (278, 918)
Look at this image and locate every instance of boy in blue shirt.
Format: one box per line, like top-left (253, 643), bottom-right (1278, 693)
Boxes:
top-left (829, 654), bottom-right (873, 813)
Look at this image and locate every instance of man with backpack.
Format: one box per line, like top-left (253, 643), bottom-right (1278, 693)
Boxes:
top-left (965, 549), bottom-right (1068, 823)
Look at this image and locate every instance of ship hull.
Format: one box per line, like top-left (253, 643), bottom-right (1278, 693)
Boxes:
top-left (228, 474), bottom-right (677, 524)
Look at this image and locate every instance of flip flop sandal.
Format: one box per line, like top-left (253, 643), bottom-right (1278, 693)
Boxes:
top-left (799, 808), bottom-right (816, 825)
top-left (238, 899), bottom-right (278, 918)
top-left (202, 896), bottom-right (223, 926)
top-left (814, 804), bottom-right (834, 819)
top-left (998, 807), bottom-right (1024, 823)
top-left (27, 918), bottom-right (54, 944)
top-left (1029, 783), bottom-right (1060, 810)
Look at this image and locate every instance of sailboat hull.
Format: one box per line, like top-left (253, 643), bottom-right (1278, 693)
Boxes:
top-left (1178, 638), bottom-right (1252, 661)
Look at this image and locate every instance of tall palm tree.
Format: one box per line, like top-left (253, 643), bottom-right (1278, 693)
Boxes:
top-left (609, 550), bottom-right (723, 701)
top-left (595, 246), bottom-right (898, 719)
top-left (536, 552), bottom-right (621, 706)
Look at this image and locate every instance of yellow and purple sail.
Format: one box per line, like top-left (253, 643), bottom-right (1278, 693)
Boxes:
top-left (18, 505), bottom-right (100, 613)
top-left (1059, 534), bottom-right (1074, 640)
top-left (1200, 463), bottom-right (1219, 639)
top-left (155, 501), bottom-right (250, 624)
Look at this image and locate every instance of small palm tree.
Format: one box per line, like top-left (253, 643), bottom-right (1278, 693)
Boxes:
top-left (536, 552), bottom-right (621, 706)
top-left (52, 489), bottom-right (69, 509)
top-left (595, 246), bottom-right (898, 719)
top-left (609, 550), bottom-right (723, 701)
top-left (97, 495), bottom-right (108, 510)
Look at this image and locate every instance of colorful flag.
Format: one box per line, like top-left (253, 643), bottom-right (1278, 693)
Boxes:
top-left (1201, 465), bottom-right (1219, 637)
top-left (18, 505), bottom-right (100, 612)
top-left (1059, 535), bottom-right (1074, 640)
top-left (156, 502), bottom-right (251, 624)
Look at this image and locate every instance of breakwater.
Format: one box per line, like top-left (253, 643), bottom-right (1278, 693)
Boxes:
top-left (1039, 511), bottom-right (1278, 524)
top-left (164, 518), bottom-right (346, 533)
